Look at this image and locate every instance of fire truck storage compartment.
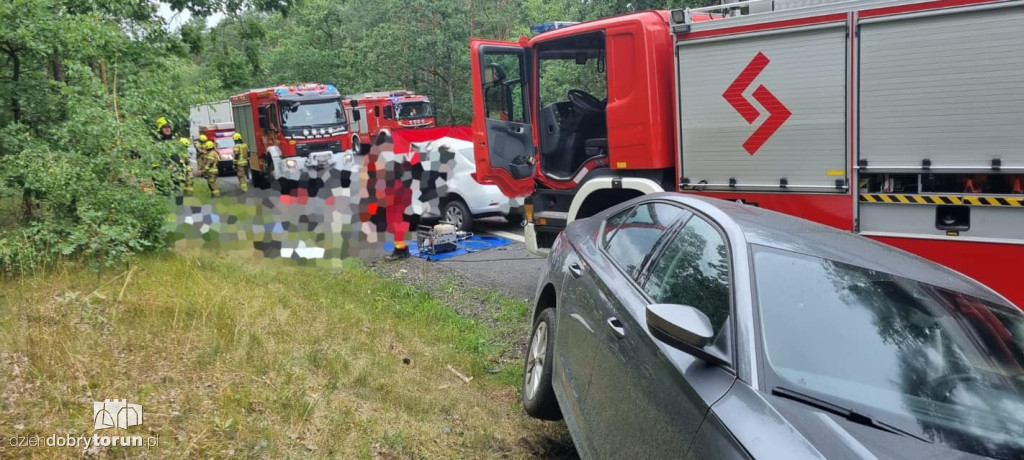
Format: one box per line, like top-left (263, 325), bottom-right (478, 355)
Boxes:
top-left (856, 4), bottom-right (1024, 241)
top-left (231, 103), bottom-right (256, 151)
top-left (677, 23), bottom-right (847, 191)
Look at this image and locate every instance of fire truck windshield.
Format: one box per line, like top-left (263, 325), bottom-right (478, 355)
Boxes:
top-left (397, 102), bottom-right (434, 119)
top-left (279, 99), bottom-right (346, 129)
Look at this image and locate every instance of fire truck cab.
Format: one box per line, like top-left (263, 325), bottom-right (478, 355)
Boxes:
top-left (344, 90), bottom-right (437, 153)
top-left (230, 83), bottom-right (351, 188)
top-left (471, 0), bottom-right (1024, 306)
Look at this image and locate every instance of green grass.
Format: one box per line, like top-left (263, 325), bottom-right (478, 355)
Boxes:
top-left (0, 252), bottom-right (571, 458)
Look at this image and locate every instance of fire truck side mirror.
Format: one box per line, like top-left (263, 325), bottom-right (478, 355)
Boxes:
top-left (352, 110), bottom-right (361, 121)
top-left (349, 99), bottom-right (359, 108)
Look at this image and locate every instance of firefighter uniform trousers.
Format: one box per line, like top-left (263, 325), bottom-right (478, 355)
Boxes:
top-left (201, 149), bottom-right (220, 197)
top-left (233, 142), bottom-right (249, 192)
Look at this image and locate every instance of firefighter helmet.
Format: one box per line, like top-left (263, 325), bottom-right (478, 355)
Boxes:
top-left (232, 132), bottom-right (242, 141)
top-left (204, 141), bottom-right (215, 150)
top-left (155, 117), bottom-right (168, 129)
top-left (199, 134), bottom-right (208, 142)
top-left (179, 137), bottom-right (190, 147)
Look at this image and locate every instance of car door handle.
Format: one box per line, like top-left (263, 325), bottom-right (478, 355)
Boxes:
top-left (607, 317), bottom-right (625, 339)
top-left (568, 262), bottom-right (583, 279)
top-left (508, 125), bottom-right (524, 134)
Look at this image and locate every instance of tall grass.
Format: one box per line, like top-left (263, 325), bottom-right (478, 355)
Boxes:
top-left (0, 252), bottom-right (571, 458)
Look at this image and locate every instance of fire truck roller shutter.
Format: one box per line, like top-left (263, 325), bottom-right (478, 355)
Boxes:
top-left (859, 5), bottom-right (1024, 171)
top-left (677, 23), bottom-right (848, 191)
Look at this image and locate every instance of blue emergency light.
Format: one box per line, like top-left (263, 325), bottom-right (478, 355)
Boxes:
top-left (274, 87), bottom-right (289, 95)
top-left (530, 21), bottom-right (578, 35)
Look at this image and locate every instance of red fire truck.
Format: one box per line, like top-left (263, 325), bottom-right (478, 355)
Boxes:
top-left (230, 83), bottom-right (351, 188)
top-left (471, 0), bottom-right (1024, 306)
top-left (344, 90), bottom-right (436, 153)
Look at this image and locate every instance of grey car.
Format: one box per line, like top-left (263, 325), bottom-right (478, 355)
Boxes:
top-left (522, 193), bottom-right (1024, 459)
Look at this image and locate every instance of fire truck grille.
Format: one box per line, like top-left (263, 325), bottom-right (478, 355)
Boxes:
top-left (295, 141), bottom-right (341, 157)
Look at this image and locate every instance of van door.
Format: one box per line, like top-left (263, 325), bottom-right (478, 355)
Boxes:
top-left (471, 39), bottom-right (536, 198)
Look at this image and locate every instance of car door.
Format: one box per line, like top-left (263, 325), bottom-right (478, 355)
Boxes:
top-left (584, 206), bottom-right (739, 458)
top-left (470, 39), bottom-right (536, 198)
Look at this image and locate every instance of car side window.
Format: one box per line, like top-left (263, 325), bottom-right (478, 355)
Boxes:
top-left (643, 215), bottom-right (731, 340)
top-left (603, 203), bottom-right (689, 280)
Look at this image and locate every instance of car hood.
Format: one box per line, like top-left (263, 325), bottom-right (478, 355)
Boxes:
top-left (772, 395), bottom-right (1000, 460)
top-left (713, 383), bottom-right (996, 459)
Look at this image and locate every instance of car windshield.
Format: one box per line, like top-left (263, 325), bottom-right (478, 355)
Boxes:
top-left (396, 102), bottom-right (434, 119)
top-left (753, 245), bottom-right (1024, 458)
top-left (280, 99), bottom-right (346, 128)
top-left (215, 138), bottom-right (234, 149)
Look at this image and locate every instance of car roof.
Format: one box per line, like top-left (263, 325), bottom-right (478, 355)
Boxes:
top-left (651, 193), bottom-right (1010, 306)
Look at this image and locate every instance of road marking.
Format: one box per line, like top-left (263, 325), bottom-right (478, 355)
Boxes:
top-left (478, 228), bottom-right (526, 243)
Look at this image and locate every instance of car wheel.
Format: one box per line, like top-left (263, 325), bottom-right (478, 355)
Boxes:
top-left (443, 199), bottom-right (472, 232)
top-left (523, 308), bottom-right (562, 420)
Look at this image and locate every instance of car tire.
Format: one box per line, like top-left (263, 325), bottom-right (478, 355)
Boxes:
top-left (523, 308), bottom-right (562, 421)
top-left (443, 199), bottom-right (473, 232)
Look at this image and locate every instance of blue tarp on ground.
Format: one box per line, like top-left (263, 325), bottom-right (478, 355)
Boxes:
top-left (384, 235), bottom-right (513, 261)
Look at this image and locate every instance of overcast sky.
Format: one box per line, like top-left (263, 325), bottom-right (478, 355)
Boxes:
top-left (156, 2), bottom-right (225, 31)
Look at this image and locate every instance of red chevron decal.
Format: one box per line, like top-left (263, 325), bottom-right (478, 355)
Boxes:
top-left (743, 85), bottom-right (791, 155)
top-left (723, 52), bottom-right (790, 155)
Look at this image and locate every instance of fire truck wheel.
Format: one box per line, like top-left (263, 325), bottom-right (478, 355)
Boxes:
top-left (443, 199), bottom-right (473, 232)
top-left (352, 135), bottom-right (365, 155)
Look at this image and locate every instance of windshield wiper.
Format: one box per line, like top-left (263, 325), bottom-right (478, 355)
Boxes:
top-left (773, 386), bottom-right (932, 444)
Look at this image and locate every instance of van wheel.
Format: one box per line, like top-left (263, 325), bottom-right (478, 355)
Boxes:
top-left (443, 199), bottom-right (472, 232)
top-left (523, 308), bottom-right (562, 420)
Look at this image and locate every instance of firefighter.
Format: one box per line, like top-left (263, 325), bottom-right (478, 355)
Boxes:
top-left (178, 137), bottom-right (194, 196)
top-left (201, 140), bottom-right (220, 197)
top-left (155, 117), bottom-right (174, 141)
top-left (232, 132), bottom-right (249, 192)
top-left (195, 134), bottom-right (209, 174)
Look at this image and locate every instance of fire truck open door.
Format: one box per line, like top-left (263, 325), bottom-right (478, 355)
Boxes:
top-left (471, 39), bottom-right (536, 198)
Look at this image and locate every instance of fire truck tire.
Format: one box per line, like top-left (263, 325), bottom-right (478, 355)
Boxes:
top-left (251, 170), bottom-right (269, 189)
top-left (352, 135), bottom-right (366, 155)
top-left (443, 199), bottom-right (473, 232)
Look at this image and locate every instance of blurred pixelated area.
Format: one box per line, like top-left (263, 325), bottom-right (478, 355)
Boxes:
top-left (169, 129), bottom-right (469, 264)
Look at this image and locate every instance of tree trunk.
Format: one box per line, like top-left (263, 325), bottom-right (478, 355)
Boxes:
top-left (51, 55), bottom-right (65, 83)
top-left (4, 48), bottom-right (21, 123)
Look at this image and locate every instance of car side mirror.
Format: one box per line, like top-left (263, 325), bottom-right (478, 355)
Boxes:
top-left (352, 110), bottom-right (361, 121)
top-left (646, 304), bottom-right (728, 366)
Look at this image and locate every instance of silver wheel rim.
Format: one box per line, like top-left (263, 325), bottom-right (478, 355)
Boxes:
top-left (445, 205), bottom-right (464, 229)
top-left (525, 321), bottom-right (547, 401)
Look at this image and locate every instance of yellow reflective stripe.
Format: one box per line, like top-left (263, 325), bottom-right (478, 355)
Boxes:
top-left (912, 195), bottom-right (928, 204)
top-left (879, 195), bottom-right (893, 203)
top-left (963, 196), bottom-right (982, 205)
top-left (895, 195), bottom-right (910, 203)
top-left (984, 197), bottom-right (1000, 206)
